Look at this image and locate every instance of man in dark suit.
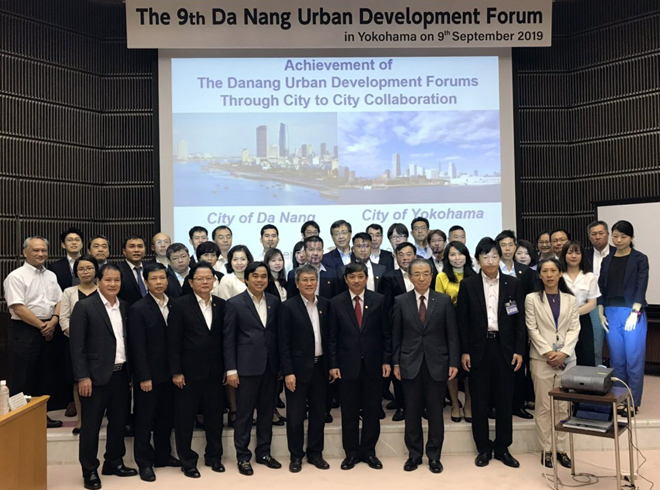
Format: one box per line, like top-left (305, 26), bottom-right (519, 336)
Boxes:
top-left (337, 232), bottom-right (387, 293)
top-left (168, 261), bottom-right (226, 478)
top-left (50, 227), bottom-right (84, 291)
top-left (225, 261), bottom-right (282, 476)
top-left (128, 263), bottom-right (180, 482)
top-left (322, 220), bottom-right (353, 271)
top-left (367, 224), bottom-right (395, 272)
top-left (279, 264), bottom-right (331, 472)
top-left (329, 262), bottom-right (391, 471)
top-left (457, 237), bottom-right (526, 469)
top-left (69, 264), bottom-right (137, 489)
top-left (88, 235), bottom-right (110, 267)
top-left (287, 236), bottom-right (339, 300)
top-left (165, 242), bottom-right (191, 299)
top-left (380, 242), bottom-right (417, 421)
top-left (496, 230), bottom-right (538, 419)
top-left (392, 258), bottom-right (459, 474)
top-left (117, 234), bottom-right (150, 306)
top-left (427, 229), bottom-right (447, 283)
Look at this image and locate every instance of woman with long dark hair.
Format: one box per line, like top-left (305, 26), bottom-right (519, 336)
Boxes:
top-left (291, 241), bottom-right (305, 270)
top-left (525, 258), bottom-right (580, 468)
top-left (435, 241), bottom-right (476, 422)
top-left (559, 241), bottom-right (599, 366)
top-left (597, 220), bottom-right (649, 415)
top-left (264, 248), bottom-right (287, 301)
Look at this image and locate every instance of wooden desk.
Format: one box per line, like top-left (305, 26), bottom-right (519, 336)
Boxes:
top-left (0, 396), bottom-right (49, 490)
top-left (548, 387), bottom-right (634, 490)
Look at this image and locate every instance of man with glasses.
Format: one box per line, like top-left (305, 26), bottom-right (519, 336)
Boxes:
top-left (550, 228), bottom-right (571, 257)
top-left (337, 233), bottom-right (386, 293)
top-left (386, 223), bottom-right (410, 270)
top-left (456, 238), bottom-right (526, 469)
top-left (300, 220), bottom-right (321, 240)
top-left (392, 258), bottom-right (459, 473)
top-left (366, 224), bottom-right (394, 271)
top-left (151, 233), bottom-right (172, 267)
top-left (411, 218), bottom-right (432, 259)
top-left (322, 220), bottom-right (352, 270)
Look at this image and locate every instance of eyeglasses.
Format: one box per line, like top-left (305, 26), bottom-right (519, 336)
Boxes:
top-left (332, 231), bottom-right (350, 237)
top-left (77, 267), bottom-right (95, 273)
top-left (193, 277), bottom-right (213, 283)
top-left (390, 235), bottom-right (407, 240)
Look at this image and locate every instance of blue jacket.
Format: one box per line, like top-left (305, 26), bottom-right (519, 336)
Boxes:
top-left (597, 249), bottom-right (649, 307)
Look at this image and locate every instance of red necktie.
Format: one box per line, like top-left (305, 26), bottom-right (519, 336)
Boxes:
top-left (354, 296), bottom-right (362, 328)
top-left (419, 295), bottom-right (427, 323)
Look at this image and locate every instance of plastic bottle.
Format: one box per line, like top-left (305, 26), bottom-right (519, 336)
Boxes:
top-left (0, 380), bottom-right (9, 415)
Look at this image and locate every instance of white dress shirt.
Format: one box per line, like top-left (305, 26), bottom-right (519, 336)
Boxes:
top-left (4, 263), bottom-right (62, 320)
top-left (402, 270), bottom-right (414, 292)
top-left (482, 272), bottom-right (500, 331)
top-left (213, 258), bottom-right (228, 275)
top-left (98, 291), bottom-right (126, 364)
top-left (174, 268), bottom-right (189, 286)
top-left (313, 263), bottom-right (327, 296)
top-left (67, 255), bottom-right (77, 274)
top-left (499, 261), bottom-right (517, 277)
top-left (350, 290), bottom-right (365, 318)
top-left (365, 261), bottom-right (375, 291)
top-left (301, 295), bottom-right (323, 356)
top-left (274, 280), bottom-right (287, 301)
top-left (249, 291), bottom-right (268, 327)
top-left (150, 292), bottom-right (170, 324)
top-left (194, 293), bottom-right (213, 329)
top-left (126, 260), bottom-right (145, 284)
top-left (432, 257), bottom-right (443, 274)
top-left (370, 251), bottom-right (381, 264)
top-left (415, 244), bottom-right (433, 259)
top-left (591, 247), bottom-right (610, 278)
top-left (339, 249), bottom-right (352, 265)
top-left (414, 289), bottom-right (430, 313)
top-left (563, 271), bottom-right (600, 308)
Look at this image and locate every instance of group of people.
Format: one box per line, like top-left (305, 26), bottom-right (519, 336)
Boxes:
top-left (2, 216), bottom-right (648, 489)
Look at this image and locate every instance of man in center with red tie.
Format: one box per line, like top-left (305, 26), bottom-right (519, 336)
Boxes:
top-left (328, 262), bottom-right (391, 470)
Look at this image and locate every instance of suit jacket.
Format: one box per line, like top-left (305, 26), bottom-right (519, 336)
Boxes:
top-left (69, 293), bottom-right (130, 386)
top-left (337, 260), bottom-right (387, 294)
top-left (165, 265), bottom-right (184, 299)
top-left (509, 260), bottom-right (540, 296)
top-left (128, 294), bottom-right (173, 384)
top-left (117, 260), bottom-right (151, 306)
top-left (456, 273), bottom-right (526, 369)
top-left (321, 249), bottom-right (346, 271)
top-left (168, 293), bottom-right (225, 381)
top-left (49, 257), bottom-right (73, 291)
top-left (279, 295), bottom-right (329, 384)
top-left (584, 245), bottom-right (616, 275)
top-left (286, 268), bottom-right (340, 300)
top-left (597, 248), bottom-right (649, 307)
top-left (373, 251), bottom-right (395, 272)
top-left (328, 290), bottom-right (391, 381)
top-left (525, 291), bottom-right (580, 363)
top-left (392, 289), bottom-right (459, 382)
top-left (381, 269), bottom-right (408, 316)
top-left (223, 290), bottom-right (280, 376)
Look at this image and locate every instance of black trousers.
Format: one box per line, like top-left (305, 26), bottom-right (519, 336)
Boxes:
top-left (133, 380), bottom-right (175, 469)
top-left (402, 358), bottom-right (446, 461)
top-left (575, 314), bottom-right (596, 367)
top-left (338, 359), bottom-right (382, 458)
top-left (79, 367), bottom-right (130, 475)
top-left (513, 342), bottom-right (534, 410)
top-left (234, 364), bottom-right (278, 462)
top-left (285, 359), bottom-right (326, 459)
top-left (383, 374), bottom-right (405, 409)
top-left (470, 337), bottom-right (515, 455)
top-left (8, 320), bottom-right (48, 397)
top-left (174, 377), bottom-right (224, 470)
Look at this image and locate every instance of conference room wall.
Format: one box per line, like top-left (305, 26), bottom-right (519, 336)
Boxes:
top-left (0, 0), bottom-right (157, 380)
top-left (514, 0), bottom-right (660, 246)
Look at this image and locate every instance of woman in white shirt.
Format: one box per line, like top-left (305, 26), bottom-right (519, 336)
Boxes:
top-left (59, 254), bottom-right (99, 435)
top-left (218, 245), bottom-right (252, 301)
top-left (559, 241), bottom-right (600, 367)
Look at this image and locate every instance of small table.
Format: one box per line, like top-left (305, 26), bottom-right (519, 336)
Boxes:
top-left (548, 387), bottom-right (634, 490)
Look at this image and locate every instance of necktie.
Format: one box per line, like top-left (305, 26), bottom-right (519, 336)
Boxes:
top-left (419, 295), bottom-right (427, 323)
top-left (354, 296), bottom-right (362, 328)
top-left (135, 266), bottom-right (147, 297)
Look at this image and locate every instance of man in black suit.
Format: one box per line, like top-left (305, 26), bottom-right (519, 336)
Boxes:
top-left (164, 242), bottom-right (191, 299)
top-left (117, 234), bottom-right (149, 306)
top-left (50, 227), bottom-right (84, 290)
top-left (380, 242), bottom-right (417, 421)
top-left (497, 230), bottom-right (538, 419)
top-left (70, 264), bottom-right (137, 489)
top-left (427, 229), bottom-right (447, 281)
top-left (168, 261), bottom-right (226, 478)
top-left (337, 232), bottom-right (387, 293)
top-left (128, 263), bottom-right (180, 482)
top-left (287, 236), bottom-right (339, 300)
top-left (329, 262), bottom-right (391, 470)
top-left (457, 237), bottom-right (526, 469)
top-left (322, 220), bottom-right (353, 271)
top-left (366, 224), bottom-right (395, 272)
top-left (392, 258), bottom-right (459, 474)
top-left (88, 235), bottom-right (110, 266)
top-left (279, 264), bottom-right (331, 473)
top-left (225, 261), bottom-right (282, 476)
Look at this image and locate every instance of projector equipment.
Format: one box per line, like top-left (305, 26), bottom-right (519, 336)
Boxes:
top-left (560, 366), bottom-right (614, 395)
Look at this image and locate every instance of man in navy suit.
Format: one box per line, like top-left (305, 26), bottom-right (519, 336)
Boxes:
top-left (586, 220), bottom-right (616, 366)
top-left (336, 233), bottom-right (387, 293)
top-left (322, 220), bottom-right (352, 271)
top-left (164, 243), bottom-right (191, 299)
top-left (366, 224), bottom-right (395, 272)
top-left (128, 262), bottom-right (180, 482)
top-left (225, 261), bottom-right (282, 476)
top-left (117, 234), bottom-right (150, 306)
top-left (287, 236), bottom-right (339, 300)
top-left (50, 227), bottom-right (84, 291)
top-left (329, 262), bottom-right (391, 471)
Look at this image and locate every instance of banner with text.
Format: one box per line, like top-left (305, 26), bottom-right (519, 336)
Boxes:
top-left (127, 0), bottom-right (552, 49)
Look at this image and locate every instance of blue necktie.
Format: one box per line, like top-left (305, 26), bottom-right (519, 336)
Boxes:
top-left (135, 266), bottom-right (147, 297)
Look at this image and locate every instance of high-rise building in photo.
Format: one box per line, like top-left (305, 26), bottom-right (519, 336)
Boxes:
top-left (448, 161), bottom-right (457, 179)
top-left (392, 153), bottom-right (401, 177)
top-left (278, 123), bottom-right (288, 157)
top-left (257, 125), bottom-right (268, 158)
top-left (320, 142), bottom-right (327, 157)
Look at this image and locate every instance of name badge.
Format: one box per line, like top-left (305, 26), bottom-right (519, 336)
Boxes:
top-left (505, 301), bottom-right (518, 315)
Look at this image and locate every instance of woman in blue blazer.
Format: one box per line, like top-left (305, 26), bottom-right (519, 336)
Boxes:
top-left (597, 221), bottom-right (649, 413)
